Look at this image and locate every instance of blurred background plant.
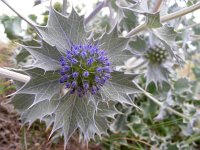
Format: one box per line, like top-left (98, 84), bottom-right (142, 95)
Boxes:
top-left (0, 0), bottom-right (200, 149)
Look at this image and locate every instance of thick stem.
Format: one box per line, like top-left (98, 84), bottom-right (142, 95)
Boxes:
top-left (125, 23), bottom-right (147, 37)
top-left (132, 81), bottom-right (190, 120)
top-left (125, 2), bottom-right (200, 37)
top-left (0, 0), bottom-right (41, 37)
top-left (161, 2), bottom-right (200, 22)
top-left (0, 68), bottom-right (30, 83)
top-left (84, 0), bottom-right (107, 25)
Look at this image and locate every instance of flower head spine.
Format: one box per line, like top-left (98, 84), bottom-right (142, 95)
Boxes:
top-left (59, 44), bottom-right (112, 97)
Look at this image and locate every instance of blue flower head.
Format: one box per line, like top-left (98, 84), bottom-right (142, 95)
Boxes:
top-left (59, 44), bottom-right (111, 97)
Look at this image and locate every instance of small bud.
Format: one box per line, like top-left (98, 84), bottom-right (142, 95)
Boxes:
top-left (83, 71), bottom-right (89, 77)
top-left (60, 56), bottom-right (65, 62)
top-left (66, 53), bottom-right (72, 60)
top-left (104, 73), bottom-right (111, 80)
top-left (98, 50), bottom-right (106, 55)
top-left (70, 89), bottom-right (75, 94)
top-left (66, 82), bottom-right (71, 88)
top-left (98, 56), bottom-right (106, 62)
top-left (87, 57), bottom-right (94, 65)
top-left (104, 61), bottom-right (110, 66)
top-left (72, 72), bottom-right (79, 78)
top-left (64, 65), bottom-right (70, 71)
top-left (60, 61), bottom-right (66, 66)
top-left (81, 51), bottom-right (87, 58)
top-left (103, 66), bottom-right (111, 73)
top-left (83, 82), bottom-right (89, 90)
top-left (96, 67), bottom-right (103, 73)
top-left (60, 69), bottom-right (65, 75)
top-left (71, 58), bottom-right (78, 64)
top-left (91, 86), bottom-right (97, 94)
top-left (95, 76), bottom-right (100, 83)
top-left (59, 78), bottom-right (64, 83)
top-left (71, 81), bottom-right (77, 88)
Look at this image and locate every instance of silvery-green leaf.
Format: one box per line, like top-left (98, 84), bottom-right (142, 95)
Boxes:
top-left (174, 78), bottom-right (192, 95)
top-left (15, 47), bottom-right (30, 65)
top-left (43, 115), bottom-right (55, 130)
top-left (159, 0), bottom-right (169, 16)
top-left (110, 107), bottom-right (132, 132)
top-left (89, 93), bottom-right (116, 116)
top-left (87, 101), bottom-right (119, 139)
top-left (128, 36), bottom-right (147, 55)
top-left (116, 0), bottom-right (148, 14)
top-left (184, 112), bottom-right (200, 136)
top-left (37, 6), bottom-right (87, 53)
top-left (0, 15), bottom-right (23, 39)
top-left (99, 27), bottom-right (131, 66)
top-left (145, 12), bottom-right (162, 28)
top-left (153, 25), bottom-right (179, 60)
top-left (97, 101), bottom-right (119, 119)
top-left (21, 94), bottom-right (59, 124)
top-left (94, 116), bottom-right (109, 135)
top-left (51, 92), bottom-right (96, 146)
top-left (111, 49), bottom-right (134, 67)
top-left (101, 71), bottom-right (140, 105)
top-left (154, 92), bottom-right (174, 121)
top-left (18, 68), bottom-right (61, 104)
top-left (141, 99), bottom-right (158, 119)
top-left (87, 115), bottom-right (109, 140)
top-left (14, 79), bottom-right (27, 90)
top-left (11, 93), bottom-right (35, 112)
top-left (166, 90), bottom-right (174, 104)
top-left (119, 9), bottom-right (138, 32)
top-left (145, 63), bottom-right (169, 88)
top-left (153, 25), bottom-right (177, 45)
top-left (22, 40), bottom-right (62, 71)
top-left (154, 106), bottom-right (167, 121)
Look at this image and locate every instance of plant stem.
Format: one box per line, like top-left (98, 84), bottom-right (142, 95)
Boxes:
top-left (0, 68), bottom-right (30, 83)
top-left (125, 2), bottom-right (200, 37)
top-left (153, 0), bottom-right (162, 13)
top-left (161, 2), bottom-right (200, 22)
top-left (125, 22), bottom-right (147, 38)
top-left (84, 0), bottom-right (107, 25)
top-left (21, 126), bottom-right (27, 150)
top-left (132, 81), bottom-right (190, 120)
top-left (0, 0), bottom-right (41, 37)
top-left (181, 22), bottom-right (200, 30)
top-left (62, 0), bottom-right (68, 15)
top-left (186, 134), bottom-right (200, 144)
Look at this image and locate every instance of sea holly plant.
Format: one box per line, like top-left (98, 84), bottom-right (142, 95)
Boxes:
top-left (126, 35), bottom-right (174, 88)
top-left (1, 0), bottom-right (200, 149)
top-left (0, 0), bottom-right (140, 147)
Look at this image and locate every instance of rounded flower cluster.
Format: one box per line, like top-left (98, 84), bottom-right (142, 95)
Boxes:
top-left (145, 46), bottom-right (168, 64)
top-left (59, 44), bottom-right (112, 97)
